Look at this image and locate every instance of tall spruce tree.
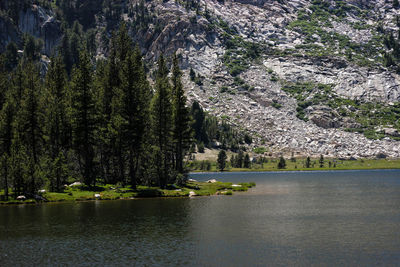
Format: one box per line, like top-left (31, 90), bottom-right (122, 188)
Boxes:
top-left (171, 54), bottom-right (193, 174)
top-left (97, 33), bottom-right (121, 184)
top-left (118, 46), bottom-right (151, 189)
top-left (44, 56), bottom-right (70, 192)
top-left (70, 50), bottom-right (97, 187)
top-left (13, 62), bottom-right (44, 194)
top-left (0, 95), bottom-right (14, 200)
top-left (151, 55), bottom-right (173, 188)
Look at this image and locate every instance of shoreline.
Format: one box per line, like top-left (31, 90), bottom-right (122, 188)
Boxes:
top-left (0, 181), bottom-right (255, 206)
top-left (190, 166), bottom-right (400, 174)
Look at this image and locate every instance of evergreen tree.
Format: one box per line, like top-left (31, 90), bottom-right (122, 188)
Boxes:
top-left (277, 156), bottom-right (286, 169)
top-left (4, 42), bottom-right (18, 71)
top-left (217, 150), bottom-right (227, 171)
top-left (237, 150), bottom-right (244, 168)
top-left (97, 34), bottom-right (120, 184)
top-left (0, 98), bottom-right (14, 200)
top-left (118, 46), bottom-right (151, 188)
top-left (305, 156), bottom-right (311, 168)
top-left (319, 154), bottom-right (324, 168)
top-left (70, 50), bottom-right (97, 187)
top-left (13, 62), bottom-right (44, 193)
top-left (44, 56), bottom-right (70, 192)
top-left (151, 55), bottom-right (173, 188)
top-left (244, 153), bottom-right (251, 168)
top-left (171, 54), bottom-right (193, 174)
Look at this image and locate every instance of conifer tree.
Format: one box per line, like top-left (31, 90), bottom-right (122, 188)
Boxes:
top-left (244, 153), bottom-right (251, 168)
top-left (171, 54), bottom-right (193, 174)
top-left (118, 46), bottom-right (151, 188)
top-left (217, 150), bottom-right (227, 171)
top-left (44, 56), bottom-right (70, 191)
top-left (319, 154), bottom-right (324, 168)
top-left (97, 33), bottom-right (120, 184)
top-left (70, 50), bottom-right (97, 187)
top-left (0, 99), bottom-right (14, 200)
top-left (151, 55), bottom-right (173, 188)
top-left (277, 156), bottom-right (286, 169)
top-left (13, 62), bottom-right (44, 193)
top-left (306, 156), bottom-right (311, 168)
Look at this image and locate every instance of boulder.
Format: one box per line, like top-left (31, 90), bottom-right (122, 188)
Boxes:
top-left (16, 195), bottom-right (26, 200)
top-left (383, 128), bottom-right (400, 137)
top-left (189, 191), bottom-right (196, 197)
top-left (69, 182), bottom-right (82, 187)
top-left (207, 179), bottom-right (218, 183)
top-left (94, 194), bottom-right (101, 198)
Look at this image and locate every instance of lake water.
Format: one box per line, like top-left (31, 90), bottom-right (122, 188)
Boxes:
top-left (1, 170), bottom-right (400, 266)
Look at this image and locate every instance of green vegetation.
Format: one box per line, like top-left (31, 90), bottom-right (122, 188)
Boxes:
top-left (0, 180), bottom-right (256, 204)
top-left (284, 0), bottom-right (383, 66)
top-left (282, 81), bottom-right (400, 140)
top-left (189, 157), bottom-right (400, 172)
top-left (217, 150), bottom-right (227, 171)
top-left (212, 19), bottom-right (264, 76)
top-left (190, 101), bottom-right (252, 151)
top-left (0, 25), bottom-right (195, 201)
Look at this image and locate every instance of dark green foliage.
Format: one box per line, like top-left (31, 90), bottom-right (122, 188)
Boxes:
top-left (151, 55), bottom-right (174, 188)
top-left (319, 154), bottom-right (324, 167)
top-left (22, 35), bottom-right (43, 62)
top-left (70, 50), bottom-right (97, 187)
top-left (118, 46), bottom-right (152, 188)
top-left (13, 61), bottom-right (44, 194)
top-left (243, 153), bottom-right (251, 168)
top-left (197, 142), bottom-right (205, 153)
top-left (277, 156), bottom-right (286, 169)
top-left (217, 150), bottom-right (227, 171)
top-left (44, 56), bottom-right (70, 192)
top-left (190, 101), bottom-right (251, 151)
top-left (306, 156), bottom-right (311, 168)
top-left (172, 54), bottom-right (193, 174)
top-left (4, 42), bottom-right (18, 71)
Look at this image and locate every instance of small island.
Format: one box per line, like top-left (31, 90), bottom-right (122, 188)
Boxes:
top-left (0, 180), bottom-right (256, 205)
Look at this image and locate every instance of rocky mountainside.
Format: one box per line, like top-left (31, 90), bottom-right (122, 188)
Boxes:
top-left (2, 0), bottom-right (400, 158)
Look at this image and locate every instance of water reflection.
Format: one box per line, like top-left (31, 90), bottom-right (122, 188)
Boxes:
top-left (1, 170), bottom-right (400, 266)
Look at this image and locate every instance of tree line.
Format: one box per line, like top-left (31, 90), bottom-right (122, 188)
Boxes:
top-left (0, 24), bottom-right (193, 200)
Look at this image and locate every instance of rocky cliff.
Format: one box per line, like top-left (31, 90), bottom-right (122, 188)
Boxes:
top-left (3, 0), bottom-right (400, 158)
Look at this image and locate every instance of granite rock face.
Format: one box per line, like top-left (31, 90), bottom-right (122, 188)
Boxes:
top-left (3, 0), bottom-right (400, 158)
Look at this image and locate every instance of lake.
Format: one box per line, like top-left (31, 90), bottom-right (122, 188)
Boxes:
top-left (1, 170), bottom-right (400, 266)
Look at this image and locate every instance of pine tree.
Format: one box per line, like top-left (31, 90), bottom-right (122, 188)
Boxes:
top-left (44, 56), bottom-right (70, 192)
top-left (171, 54), bottom-right (193, 175)
top-left (150, 55), bottom-right (173, 188)
top-left (118, 46), bottom-right (151, 189)
top-left (244, 153), bottom-right (251, 168)
top-left (305, 156), bottom-right (311, 168)
top-left (0, 98), bottom-right (14, 200)
top-left (319, 154), bottom-right (324, 168)
top-left (217, 150), bottom-right (227, 171)
top-left (13, 61), bottom-right (44, 193)
top-left (70, 50), bottom-right (97, 187)
top-left (97, 33), bottom-right (121, 184)
top-left (277, 156), bottom-right (286, 169)
top-left (237, 150), bottom-right (244, 168)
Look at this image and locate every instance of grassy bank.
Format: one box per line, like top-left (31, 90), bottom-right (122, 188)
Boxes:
top-left (0, 181), bottom-right (256, 205)
top-left (189, 158), bottom-right (400, 172)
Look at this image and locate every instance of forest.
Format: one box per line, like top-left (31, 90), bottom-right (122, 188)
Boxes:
top-left (0, 22), bottom-right (197, 200)
top-left (0, 19), bottom-right (254, 201)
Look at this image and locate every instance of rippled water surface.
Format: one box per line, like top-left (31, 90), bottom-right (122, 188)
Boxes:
top-left (1, 170), bottom-right (400, 266)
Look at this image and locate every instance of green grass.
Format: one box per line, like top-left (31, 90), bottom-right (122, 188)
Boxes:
top-left (0, 180), bottom-right (256, 205)
top-left (190, 158), bottom-right (400, 172)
